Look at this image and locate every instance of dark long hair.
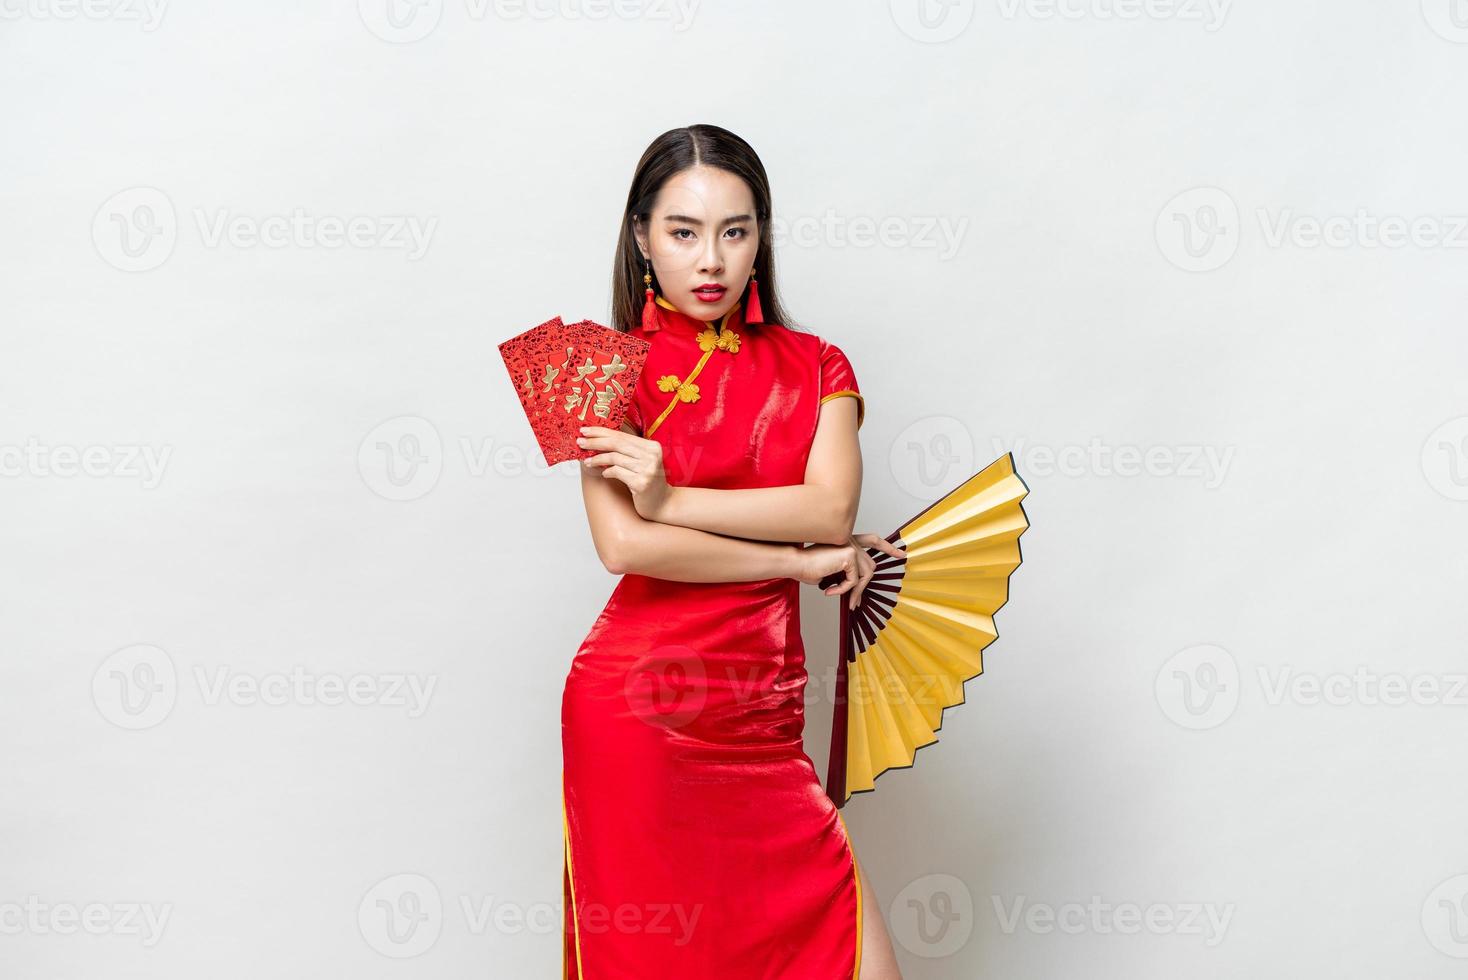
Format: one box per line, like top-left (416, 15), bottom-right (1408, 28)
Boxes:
top-left (610, 124), bottom-right (796, 334)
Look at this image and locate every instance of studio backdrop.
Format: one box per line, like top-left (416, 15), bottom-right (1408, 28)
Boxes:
top-left (3, 2), bottom-right (1466, 977)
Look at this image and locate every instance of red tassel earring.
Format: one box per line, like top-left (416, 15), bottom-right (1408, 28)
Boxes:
top-left (641, 260), bottom-right (660, 332)
top-left (745, 266), bottom-right (764, 324)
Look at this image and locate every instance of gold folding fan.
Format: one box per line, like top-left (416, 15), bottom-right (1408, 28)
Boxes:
top-left (820, 451), bottom-right (1030, 808)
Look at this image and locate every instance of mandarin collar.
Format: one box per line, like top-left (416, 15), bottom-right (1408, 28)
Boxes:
top-left (646, 294), bottom-right (744, 336)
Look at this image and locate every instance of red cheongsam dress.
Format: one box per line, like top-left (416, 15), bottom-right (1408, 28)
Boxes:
top-left (562, 293), bottom-right (867, 978)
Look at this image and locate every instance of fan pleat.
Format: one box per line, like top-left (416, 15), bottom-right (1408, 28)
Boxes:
top-left (901, 473), bottom-right (1028, 543)
top-left (904, 522), bottom-right (1026, 565)
top-left (888, 596), bottom-right (997, 652)
top-left (865, 641), bottom-right (942, 753)
top-left (872, 616), bottom-right (973, 728)
top-left (851, 650), bottom-right (936, 791)
top-left (846, 679), bottom-right (875, 790)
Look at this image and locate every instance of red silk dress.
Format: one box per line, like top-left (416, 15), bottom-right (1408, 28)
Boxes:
top-left (562, 294), bottom-right (867, 978)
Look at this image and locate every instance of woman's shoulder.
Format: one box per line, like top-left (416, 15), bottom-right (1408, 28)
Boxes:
top-left (758, 322), bottom-right (857, 367)
top-left (749, 320), bottom-right (823, 356)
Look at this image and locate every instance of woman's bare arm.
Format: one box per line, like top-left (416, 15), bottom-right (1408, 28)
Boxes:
top-left (658, 397), bottom-right (861, 545)
top-left (580, 396), bottom-right (863, 547)
top-left (580, 423), bottom-right (805, 583)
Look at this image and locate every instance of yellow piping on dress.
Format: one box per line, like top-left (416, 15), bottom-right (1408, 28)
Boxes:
top-left (819, 390), bottom-right (866, 430)
top-left (645, 346), bottom-right (717, 438)
top-left (644, 296), bottom-right (742, 438)
top-left (562, 774), bottom-right (584, 980)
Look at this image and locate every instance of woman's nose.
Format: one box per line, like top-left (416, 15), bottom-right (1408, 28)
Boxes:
top-left (698, 241), bottom-right (723, 274)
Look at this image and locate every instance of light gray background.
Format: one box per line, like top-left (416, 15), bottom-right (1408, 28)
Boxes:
top-left (3, 1), bottom-right (1467, 977)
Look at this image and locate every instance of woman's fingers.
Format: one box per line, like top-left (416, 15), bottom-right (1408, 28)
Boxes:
top-left (578, 426), bottom-right (647, 457)
top-left (834, 536), bottom-right (882, 609)
top-left (582, 451), bottom-right (637, 471)
top-left (823, 556), bottom-right (857, 596)
top-left (598, 464), bottom-right (637, 486)
top-left (851, 550), bottom-right (874, 609)
top-left (855, 532), bottom-right (907, 558)
top-left (824, 544), bottom-right (868, 610)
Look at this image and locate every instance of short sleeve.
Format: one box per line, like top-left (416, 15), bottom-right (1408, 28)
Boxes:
top-left (818, 338), bottom-right (865, 430)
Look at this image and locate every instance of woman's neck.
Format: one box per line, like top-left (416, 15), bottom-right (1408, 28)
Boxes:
top-left (654, 294), bottom-right (742, 334)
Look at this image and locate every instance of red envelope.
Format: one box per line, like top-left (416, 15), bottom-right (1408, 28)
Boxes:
top-left (499, 316), bottom-right (650, 466)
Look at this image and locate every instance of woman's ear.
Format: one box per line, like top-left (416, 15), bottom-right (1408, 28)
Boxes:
top-left (631, 215), bottom-right (648, 260)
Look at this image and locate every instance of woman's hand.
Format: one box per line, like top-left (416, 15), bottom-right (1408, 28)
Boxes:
top-left (793, 533), bottom-right (907, 610)
top-left (577, 425), bottom-right (673, 521)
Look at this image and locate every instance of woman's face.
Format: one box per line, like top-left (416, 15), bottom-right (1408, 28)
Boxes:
top-left (635, 165), bottom-right (758, 323)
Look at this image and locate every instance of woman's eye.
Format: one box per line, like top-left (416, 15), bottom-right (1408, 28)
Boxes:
top-left (672, 229), bottom-right (695, 241)
top-left (726, 227), bottom-right (748, 239)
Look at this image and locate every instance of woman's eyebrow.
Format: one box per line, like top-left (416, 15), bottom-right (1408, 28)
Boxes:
top-left (661, 213), bottom-right (754, 227)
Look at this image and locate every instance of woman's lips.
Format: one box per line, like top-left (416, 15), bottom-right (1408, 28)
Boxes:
top-left (692, 285), bottom-right (727, 303)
